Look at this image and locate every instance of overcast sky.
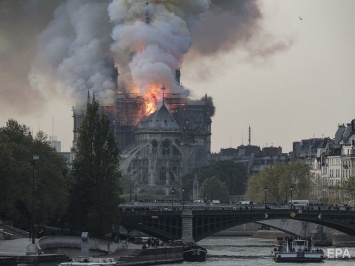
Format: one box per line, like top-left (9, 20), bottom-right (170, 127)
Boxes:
top-left (1, 0), bottom-right (354, 153)
top-left (185, 0), bottom-right (355, 152)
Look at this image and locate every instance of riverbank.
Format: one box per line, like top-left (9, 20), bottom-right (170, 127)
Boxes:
top-left (0, 239), bottom-right (183, 266)
top-left (0, 238), bottom-right (67, 265)
top-left (251, 229), bottom-right (355, 247)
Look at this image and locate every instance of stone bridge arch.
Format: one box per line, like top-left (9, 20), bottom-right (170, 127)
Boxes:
top-left (119, 208), bottom-right (355, 242)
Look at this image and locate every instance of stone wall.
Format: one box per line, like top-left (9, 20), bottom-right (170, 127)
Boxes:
top-left (39, 236), bottom-right (120, 258)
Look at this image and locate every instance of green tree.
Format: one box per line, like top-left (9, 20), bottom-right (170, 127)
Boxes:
top-left (183, 160), bottom-right (247, 201)
top-left (199, 176), bottom-right (229, 202)
top-left (342, 175), bottom-right (355, 203)
top-left (0, 119), bottom-right (71, 229)
top-left (245, 161), bottom-right (312, 203)
top-left (33, 131), bottom-right (73, 225)
top-left (69, 101), bottom-right (122, 236)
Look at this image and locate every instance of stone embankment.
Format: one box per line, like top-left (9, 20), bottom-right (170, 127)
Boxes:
top-left (252, 229), bottom-right (355, 247)
top-left (0, 237), bottom-right (67, 266)
top-left (332, 232), bottom-right (355, 247)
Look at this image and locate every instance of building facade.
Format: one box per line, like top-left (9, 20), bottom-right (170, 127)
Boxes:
top-left (72, 69), bottom-right (214, 198)
top-left (292, 121), bottom-right (355, 203)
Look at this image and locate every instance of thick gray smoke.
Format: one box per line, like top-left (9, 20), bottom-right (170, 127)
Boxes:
top-left (189, 0), bottom-right (292, 57)
top-left (190, 0), bottom-right (263, 55)
top-left (29, 0), bottom-right (115, 106)
top-left (1, 0), bottom-right (291, 113)
top-left (108, 0), bottom-right (211, 96)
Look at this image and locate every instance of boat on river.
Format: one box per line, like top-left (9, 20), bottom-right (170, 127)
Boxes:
top-left (58, 257), bottom-right (116, 266)
top-left (271, 236), bottom-right (324, 263)
top-left (183, 242), bottom-right (207, 262)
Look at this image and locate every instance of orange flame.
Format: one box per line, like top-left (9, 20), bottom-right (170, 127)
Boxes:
top-left (143, 84), bottom-right (164, 115)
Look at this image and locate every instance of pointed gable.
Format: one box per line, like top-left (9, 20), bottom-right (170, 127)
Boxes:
top-left (137, 103), bottom-right (180, 131)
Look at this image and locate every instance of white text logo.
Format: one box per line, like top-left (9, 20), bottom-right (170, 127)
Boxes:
top-left (327, 248), bottom-right (351, 259)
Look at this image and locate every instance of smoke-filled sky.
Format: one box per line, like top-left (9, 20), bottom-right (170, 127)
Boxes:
top-left (1, 0), bottom-right (355, 153)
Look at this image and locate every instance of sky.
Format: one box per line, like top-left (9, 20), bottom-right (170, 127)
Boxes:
top-left (1, 0), bottom-right (355, 153)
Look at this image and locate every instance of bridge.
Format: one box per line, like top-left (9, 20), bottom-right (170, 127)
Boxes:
top-left (119, 203), bottom-right (355, 242)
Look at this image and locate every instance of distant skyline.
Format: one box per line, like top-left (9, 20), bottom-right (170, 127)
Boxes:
top-left (1, 0), bottom-right (354, 153)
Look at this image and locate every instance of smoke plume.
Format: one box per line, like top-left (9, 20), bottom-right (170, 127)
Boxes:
top-left (1, 0), bottom-right (291, 112)
top-left (189, 0), bottom-right (292, 59)
top-left (29, 0), bottom-right (115, 106)
top-left (108, 0), bottom-right (210, 95)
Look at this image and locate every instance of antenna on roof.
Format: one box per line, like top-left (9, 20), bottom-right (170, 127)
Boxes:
top-left (248, 125), bottom-right (251, 146)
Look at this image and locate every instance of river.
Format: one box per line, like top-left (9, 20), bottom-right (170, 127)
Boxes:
top-left (164, 236), bottom-right (355, 266)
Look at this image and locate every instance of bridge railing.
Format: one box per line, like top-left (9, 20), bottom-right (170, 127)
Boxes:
top-left (119, 202), bottom-right (355, 212)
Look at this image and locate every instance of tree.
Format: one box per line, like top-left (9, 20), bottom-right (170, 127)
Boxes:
top-left (183, 160), bottom-right (247, 201)
top-left (33, 131), bottom-right (73, 225)
top-left (199, 176), bottom-right (229, 202)
top-left (0, 119), bottom-right (71, 229)
top-left (335, 176), bottom-right (355, 204)
top-left (245, 161), bottom-right (312, 203)
top-left (69, 100), bottom-right (122, 236)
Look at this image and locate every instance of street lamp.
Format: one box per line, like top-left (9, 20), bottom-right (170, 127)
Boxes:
top-left (264, 186), bottom-right (267, 205)
top-left (290, 185), bottom-right (293, 204)
top-left (182, 186), bottom-right (185, 211)
top-left (135, 184), bottom-right (137, 202)
top-left (31, 155), bottom-right (39, 244)
top-left (210, 186), bottom-right (212, 202)
top-left (129, 185), bottom-right (132, 202)
top-left (171, 187), bottom-right (175, 209)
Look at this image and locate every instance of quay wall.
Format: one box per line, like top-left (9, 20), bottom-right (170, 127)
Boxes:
top-left (252, 229), bottom-right (355, 247)
top-left (39, 236), bottom-right (120, 258)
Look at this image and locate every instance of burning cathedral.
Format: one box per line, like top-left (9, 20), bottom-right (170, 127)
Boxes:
top-left (26, 0), bottom-right (266, 197)
top-left (73, 66), bottom-right (214, 197)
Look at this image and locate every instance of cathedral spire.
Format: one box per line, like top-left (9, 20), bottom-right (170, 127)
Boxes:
top-left (162, 86), bottom-right (166, 105)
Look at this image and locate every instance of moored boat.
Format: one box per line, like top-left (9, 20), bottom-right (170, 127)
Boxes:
top-left (58, 257), bottom-right (116, 266)
top-left (183, 242), bottom-right (207, 262)
top-left (271, 236), bottom-right (324, 263)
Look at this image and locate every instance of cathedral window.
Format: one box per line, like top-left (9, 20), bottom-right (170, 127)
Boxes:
top-left (151, 139), bottom-right (158, 154)
top-left (162, 139), bottom-right (170, 155)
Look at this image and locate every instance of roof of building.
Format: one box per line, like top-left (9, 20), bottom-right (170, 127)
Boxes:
top-left (237, 145), bottom-right (261, 156)
top-left (334, 124), bottom-right (346, 144)
top-left (137, 102), bottom-right (180, 131)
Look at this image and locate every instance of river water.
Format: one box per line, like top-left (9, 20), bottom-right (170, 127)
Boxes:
top-left (164, 236), bottom-right (355, 266)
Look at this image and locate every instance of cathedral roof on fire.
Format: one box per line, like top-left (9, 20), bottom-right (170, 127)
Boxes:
top-left (137, 102), bottom-right (180, 131)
